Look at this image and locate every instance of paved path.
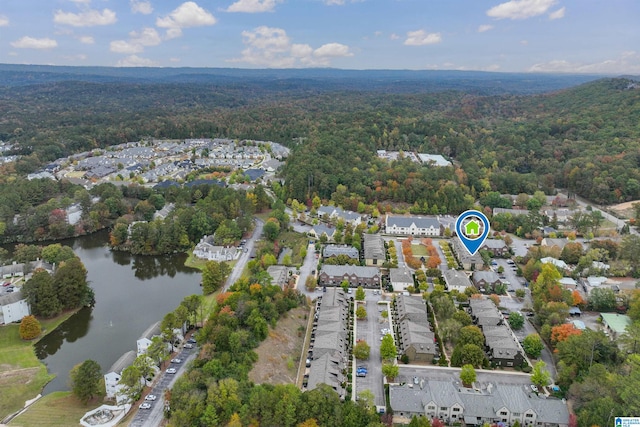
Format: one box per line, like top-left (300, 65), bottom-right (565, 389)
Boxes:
top-left (224, 218), bottom-right (264, 291)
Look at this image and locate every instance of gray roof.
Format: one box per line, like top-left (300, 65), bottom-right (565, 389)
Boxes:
top-left (386, 215), bottom-right (441, 229)
top-left (266, 265), bottom-right (289, 286)
top-left (139, 321), bottom-right (161, 341)
top-left (323, 245), bottom-right (359, 259)
top-left (481, 239), bottom-right (508, 249)
top-left (0, 290), bottom-right (25, 306)
top-left (398, 319), bottom-right (436, 355)
top-left (472, 271), bottom-right (501, 284)
top-left (390, 267), bottom-right (413, 284)
top-left (443, 270), bottom-right (472, 289)
top-left (319, 264), bottom-right (380, 279)
top-left (312, 224), bottom-right (335, 238)
top-left (108, 350), bottom-right (136, 374)
top-left (320, 287), bottom-right (349, 307)
top-left (307, 352), bottom-right (344, 394)
top-left (390, 381), bottom-right (569, 424)
top-left (363, 233), bottom-right (385, 260)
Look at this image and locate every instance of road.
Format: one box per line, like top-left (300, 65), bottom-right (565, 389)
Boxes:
top-left (223, 218), bottom-right (264, 291)
top-left (556, 190), bottom-right (637, 235)
top-left (129, 342), bottom-right (198, 427)
top-left (296, 242), bottom-right (319, 299)
top-left (354, 290), bottom-right (387, 409)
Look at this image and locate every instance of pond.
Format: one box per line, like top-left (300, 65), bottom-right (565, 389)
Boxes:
top-left (30, 231), bottom-right (202, 394)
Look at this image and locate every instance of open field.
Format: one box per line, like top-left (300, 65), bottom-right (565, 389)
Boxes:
top-left (0, 312), bottom-right (77, 420)
top-left (249, 305), bottom-right (309, 385)
top-left (9, 391), bottom-right (101, 427)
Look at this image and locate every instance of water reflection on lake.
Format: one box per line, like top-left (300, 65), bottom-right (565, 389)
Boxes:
top-left (32, 231), bottom-right (202, 393)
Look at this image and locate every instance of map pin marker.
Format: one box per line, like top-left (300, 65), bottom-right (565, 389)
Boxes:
top-left (455, 210), bottom-right (490, 255)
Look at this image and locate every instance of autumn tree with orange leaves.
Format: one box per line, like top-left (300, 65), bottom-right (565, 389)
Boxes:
top-left (551, 323), bottom-right (582, 346)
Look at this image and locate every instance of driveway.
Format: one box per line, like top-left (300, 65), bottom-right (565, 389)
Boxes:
top-left (354, 290), bottom-right (387, 409)
top-left (224, 218), bottom-right (264, 291)
top-left (296, 242), bottom-right (320, 299)
top-left (128, 342), bottom-right (198, 427)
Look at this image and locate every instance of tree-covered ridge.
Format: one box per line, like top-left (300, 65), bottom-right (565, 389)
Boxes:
top-left (1, 77), bottom-right (639, 207)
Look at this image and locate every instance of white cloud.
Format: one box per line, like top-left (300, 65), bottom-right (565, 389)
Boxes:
top-left (230, 26), bottom-right (352, 67)
top-left (0, 15), bottom-right (9, 27)
top-left (110, 27), bottom-right (162, 54)
top-left (478, 24), bottom-right (494, 33)
top-left (314, 43), bottom-right (353, 58)
top-left (131, 0), bottom-right (153, 14)
top-left (226, 0), bottom-right (282, 13)
top-left (11, 36), bottom-right (58, 49)
top-left (110, 40), bottom-right (143, 54)
top-left (157, 2), bottom-right (216, 39)
top-left (324, 0), bottom-right (345, 4)
top-left (79, 35), bottom-right (95, 44)
top-left (529, 52), bottom-right (640, 74)
top-left (63, 54), bottom-right (88, 61)
top-left (54, 8), bottom-right (117, 27)
top-left (116, 55), bottom-right (158, 67)
top-left (68, 0), bottom-right (91, 4)
top-left (390, 33), bottom-right (400, 40)
top-left (487, 0), bottom-right (556, 20)
top-left (548, 7), bottom-right (565, 20)
top-left (403, 30), bottom-right (442, 46)
top-left (520, 40), bottom-right (529, 45)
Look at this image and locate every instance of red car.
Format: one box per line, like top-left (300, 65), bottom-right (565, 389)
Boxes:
top-left (2, 282), bottom-right (12, 287)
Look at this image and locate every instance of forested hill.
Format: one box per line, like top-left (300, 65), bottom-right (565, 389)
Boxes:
top-left (0, 66), bottom-right (638, 206)
top-left (0, 64), bottom-right (600, 93)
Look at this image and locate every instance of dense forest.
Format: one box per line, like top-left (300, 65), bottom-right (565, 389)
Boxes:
top-left (1, 69), bottom-right (638, 210)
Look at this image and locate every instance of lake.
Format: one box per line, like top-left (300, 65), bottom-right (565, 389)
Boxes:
top-left (30, 231), bottom-right (202, 394)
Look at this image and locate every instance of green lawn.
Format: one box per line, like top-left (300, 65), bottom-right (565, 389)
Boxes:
top-left (410, 244), bottom-right (429, 256)
top-left (0, 311), bottom-right (77, 420)
top-left (9, 391), bottom-right (100, 427)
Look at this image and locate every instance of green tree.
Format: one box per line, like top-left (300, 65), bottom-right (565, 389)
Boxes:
top-left (263, 218), bottom-right (281, 241)
top-left (53, 257), bottom-right (90, 310)
top-left (460, 364), bottom-right (477, 387)
top-left (356, 305), bottom-right (367, 320)
top-left (450, 343), bottom-right (486, 368)
top-left (620, 321), bottom-right (640, 354)
top-left (202, 260), bottom-right (231, 294)
top-left (618, 354), bottom-right (640, 415)
top-left (457, 325), bottom-right (485, 347)
top-left (119, 364), bottom-right (143, 402)
top-left (588, 287), bottom-right (617, 311)
top-left (531, 360), bottom-right (551, 388)
top-left (380, 334), bottom-right (397, 361)
top-left (522, 334), bottom-right (544, 358)
top-left (355, 286), bottom-right (365, 301)
top-left (70, 359), bottom-right (103, 404)
top-left (19, 315), bottom-right (41, 340)
top-left (147, 336), bottom-right (168, 367)
top-left (23, 269), bottom-right (61, 318)
top-left (41, 244), bottom-right (76, 264)
top-left (509, 311), bottom-right (525, 330)
top-left (354, 340), bottom-right (371, 360)
top-left (382, 363), bottom-right (399, 381)
top-left (409, 416), bottom-right (432, 427)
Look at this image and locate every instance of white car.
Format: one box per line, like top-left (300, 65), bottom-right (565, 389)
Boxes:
top-left (171, 358), bottom-right (182, 364)
top-left (184, 343), bottom-right (194, 349)
top-left (139, 402), bottom-right (152, 409)
top-left (166, 368), bottom-right (177, 374)
top-left (530, 384), bottom-right (539, 393)
top-left (145, 394), bottom-right (157, 401)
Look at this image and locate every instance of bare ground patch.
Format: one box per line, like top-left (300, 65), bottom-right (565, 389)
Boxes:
top-left (609, 200), bottom-right (640, 218)
top-left (249, 305), bottom-right (309, 385)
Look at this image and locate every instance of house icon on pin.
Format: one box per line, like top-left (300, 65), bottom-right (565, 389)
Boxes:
top-left (464, 219), bottom-right (480, 238)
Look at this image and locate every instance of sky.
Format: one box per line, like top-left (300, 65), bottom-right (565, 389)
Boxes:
top-left (0, 0), bottom-right (638, 73)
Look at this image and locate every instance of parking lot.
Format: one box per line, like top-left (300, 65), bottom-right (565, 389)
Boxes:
top-left (129, 337), bottom-right (198, 427)
top-left (354, 290), bottom-right (389, 408)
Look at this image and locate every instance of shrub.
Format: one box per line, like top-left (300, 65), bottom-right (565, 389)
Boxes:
top-left (19, 315), bottom-right (41, 340)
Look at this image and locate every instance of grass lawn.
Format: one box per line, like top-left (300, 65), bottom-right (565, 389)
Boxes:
top-left (184, 250), bottom-right (208, 270)
top-left (9, 391), bottom-right (101, 427)
top-left (0, 311), bottom-right (77, 420)
top-left (411, 244), bottom-right (429, 257)
top-left (277, 230), bottom-right (309, 266)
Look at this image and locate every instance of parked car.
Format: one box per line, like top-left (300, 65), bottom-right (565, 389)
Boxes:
top-left (140, 403), bottom-right (152, 409)
top-left (145, 394), bottom-right (157, 401)
top-left (166, 368), bottom-right (177, 374)
top-left (530, 384), bottom-right (539, 393)
top-left (171, 358), bottom-right (182, 364)
top-left (413, 376), bottom-right (419, 385)
top-left (187, 337), bottom-right (197, 344)
top-left (2, 282), bottom-right (11, 287)
top-left (184, 343), bottom-right (193, 349)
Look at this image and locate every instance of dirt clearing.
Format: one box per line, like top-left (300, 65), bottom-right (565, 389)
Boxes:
top-left (609, 200), bottom-right (640, 218)
top-left (249, 305), bottom-right (310, 385)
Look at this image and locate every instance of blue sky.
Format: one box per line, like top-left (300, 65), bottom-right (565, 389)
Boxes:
top-left (0, 0), bottom-right (638, 73)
